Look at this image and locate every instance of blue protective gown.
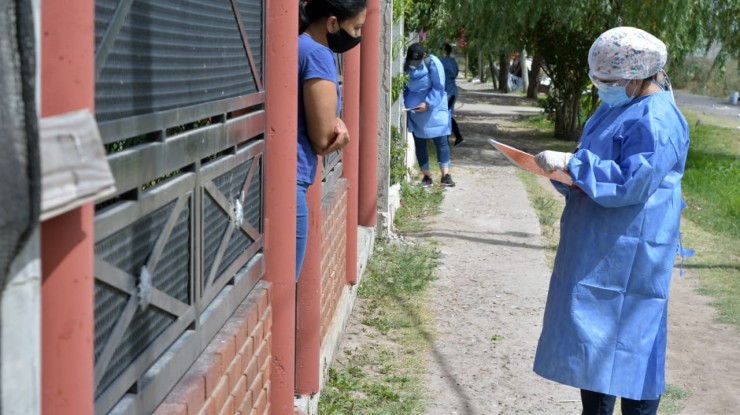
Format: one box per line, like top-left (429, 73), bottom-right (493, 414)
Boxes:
top-left (403, 55), bottom-right (451, 138)
top-left (533, 91), bottom-right (689, 400)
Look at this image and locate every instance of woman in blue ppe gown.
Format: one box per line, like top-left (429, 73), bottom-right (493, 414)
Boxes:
top-left (404, 42), bottom-right (455, 187)
top-left (533, 27), bottom-right (690, 415)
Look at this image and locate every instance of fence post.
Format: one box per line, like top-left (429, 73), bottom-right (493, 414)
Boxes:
top-left (359, 0), bottom-right (381, 228)
top-left (264, 0), bottom-right (299, 412)
top-left (40, 0), bottom-right (95, 413)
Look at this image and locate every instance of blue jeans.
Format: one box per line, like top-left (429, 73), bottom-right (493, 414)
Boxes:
top-left (414, 135), bottom-right (450, 171)
top-left (295, 181), bottom-right (310, 282)
top-left (581, 389), bottom-right (661, 415)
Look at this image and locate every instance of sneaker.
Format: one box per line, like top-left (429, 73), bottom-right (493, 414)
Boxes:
top-left (421, 175), bottom-right (433, 187)
top-left (453, 137), bottom-right (465, 147)
top-left (440, 174), bottom-right (455, 187)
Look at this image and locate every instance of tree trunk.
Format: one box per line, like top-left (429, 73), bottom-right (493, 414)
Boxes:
top-left (488, 53), bottom-right (498, 90)
top-left (527, 57), bottom-right (541, 99)
top-left (479, 52), bottom-right (486, 83)
top-left (498, 50), bottom-right (510, 93)
top-left (554, 89), bottom-right (582, 140)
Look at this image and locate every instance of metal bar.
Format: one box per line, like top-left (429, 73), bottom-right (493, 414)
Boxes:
top-left (241, 154), bottom-right (259, 204)
top-left (149, 288), bottom-right (189, 317)
top-left (93, 307), bottom-right (195, 415)
top-left (145, 194), bottom-right (189, 273)
top-left (203, 181), bottom-right (236, 219)
top-left (107, 114), bottom-right (265, 196)
top-left (200, 140), bottom-right (264, 180)
top-left (95, 174), bottom-right (196, 242)
top-left (204, 212), bottom-right (235, 290)
top-left (95, 258), bottom-right (136, 294)
top-left (200, 236), bottom-right (263, 308)
top-left (93, 293), bottom-right (138, 390)
top-left (192, 159), bottom-right (202, 331)
top-left (229, 0), bottom-right (263, 91)
top-left (239, 222), bottom-right (260, 243)
top-left (95, 0), bottom-right (135, 80)
top-left (98, 93), bottom-right (265, 144)
top-left (198, 254), bottom-right (267, 344)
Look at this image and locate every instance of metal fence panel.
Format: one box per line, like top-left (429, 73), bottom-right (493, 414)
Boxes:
top-left (93, 0), bottom-right (265, 412)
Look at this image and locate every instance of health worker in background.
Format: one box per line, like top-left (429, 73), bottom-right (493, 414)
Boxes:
top-left (404, 42), bottom-right (455, 188)
top-left (532, 26), bottom-right (690, 415)
top-left (440, 43), bottom-right (464, 147)
top-left (296, 0), bottom-right (367, 280)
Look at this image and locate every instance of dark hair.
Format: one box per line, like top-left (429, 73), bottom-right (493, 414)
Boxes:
top-left (443, 43), bottom-right (452, 55)
top-left (299, 0), bottom-right (367, 34)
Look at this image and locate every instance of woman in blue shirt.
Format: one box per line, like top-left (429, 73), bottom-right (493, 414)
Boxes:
top-left (533, 27), bottom-right (689, 415)
top-left (440, 43), bottom-right (464, 147)
top-left (296, 0), bottom-right (367, 280)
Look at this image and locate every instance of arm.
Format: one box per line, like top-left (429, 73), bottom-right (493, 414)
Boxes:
top-left (303, 78), bottom-right (339, 155)
top-left (323, 118), bottom-right (350, 154)
top-left (569, 123), bottom-right (683, 208)
top-left (424, 57), bottom-right (446, 108)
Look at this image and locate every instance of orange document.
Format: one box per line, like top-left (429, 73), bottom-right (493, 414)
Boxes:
top-left (487, 138), bottom-right (574, 186)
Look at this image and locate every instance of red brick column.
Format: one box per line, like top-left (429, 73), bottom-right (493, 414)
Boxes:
top-left (358, 0), bottom-right (381, 228)
top-left (342, 46), bottom-right (361, 284)
top-left (40, 0), bottom-right (96, 413)
top-left (263, 0), bottom-right (299, 411)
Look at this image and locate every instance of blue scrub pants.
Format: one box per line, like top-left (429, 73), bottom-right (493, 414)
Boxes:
top-left (296, 181), bottom-right (310, 282)
top-left (581, 389), bottom-right (661, 415)
top-left (413, 135), bottom-right (450, 171)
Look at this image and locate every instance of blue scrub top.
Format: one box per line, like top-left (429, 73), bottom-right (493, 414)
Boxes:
top-left (297, 34), bottom-right (340, 185)
top-left (534, 91), bottom-right (689, 400)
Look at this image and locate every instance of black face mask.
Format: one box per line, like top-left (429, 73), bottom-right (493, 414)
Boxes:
top-left (327, 27), bottom-right (362, 54)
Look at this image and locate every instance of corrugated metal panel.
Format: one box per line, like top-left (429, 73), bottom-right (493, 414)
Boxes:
top-left (94, 200), bottom-right (188, 397)
top-left (96, 306), bottom-right (175, 398)
top-left (94, 282), bottom-right (128, 362)
top-left (203, 159), bottom-right (257, 288)
top-left (95, 0), bottom-right (257, 122)
top-left (238, 0), bottom-right (263, 77)
top-left (244, 158), bottom-right (262, 232)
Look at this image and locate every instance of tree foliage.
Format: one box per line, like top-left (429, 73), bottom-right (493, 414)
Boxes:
top-left (402, 0), bottom-right (735, 139)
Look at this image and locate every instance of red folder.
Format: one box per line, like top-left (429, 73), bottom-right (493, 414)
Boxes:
top-left (488, 138), bottom-right (573, 186)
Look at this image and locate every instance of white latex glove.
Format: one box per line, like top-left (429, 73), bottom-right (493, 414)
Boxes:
top-left (535, 151), bottom-right (573, 173)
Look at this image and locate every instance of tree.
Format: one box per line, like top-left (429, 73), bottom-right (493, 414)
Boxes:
top-left (406, 0), bottom-right (713, 139)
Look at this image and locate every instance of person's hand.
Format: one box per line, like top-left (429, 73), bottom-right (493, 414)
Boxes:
top-left (323, 118), bottom-right (350, 154)
top-left (413, 102), bottom-right (428, 112)
top-left (535, 150), bottom-right (573, 173)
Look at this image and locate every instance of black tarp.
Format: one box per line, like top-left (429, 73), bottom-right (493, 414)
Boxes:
top-left (0, 0), bottom-right (40, 290)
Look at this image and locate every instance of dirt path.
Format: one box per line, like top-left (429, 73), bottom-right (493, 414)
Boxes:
top-left (416, 83), bottom-right (740, 415)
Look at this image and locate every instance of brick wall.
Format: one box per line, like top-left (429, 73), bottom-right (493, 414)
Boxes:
top-left (320, 179), bottom-right (348, 341)
top-left (154, 282), bottom-right (272, 415)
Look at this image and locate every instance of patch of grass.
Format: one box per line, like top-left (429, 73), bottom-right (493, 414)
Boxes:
top-left (659, 384), bottom-right (690, 415)
top-left (517, 172), bottom-right (564, 265)
top-left (394, 182), bottom-right (444, 233)
top-left (614, 384), bottom-right (689, 415)
top-left (681, 112), bottom-right (740, 239)
top-left (320, 176), bottom-right (442, 414)
top-left (681, 215), bottom-right (740, 326)
top-left (522, 111), bottom-right (555, 132)
top-left (318, 239), bottom-right (439, 415)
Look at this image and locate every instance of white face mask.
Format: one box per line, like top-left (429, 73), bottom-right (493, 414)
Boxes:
top-left (597, 83), bottom-right (636, 107)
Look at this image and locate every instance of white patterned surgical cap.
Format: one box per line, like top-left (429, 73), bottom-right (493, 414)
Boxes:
top-left (588, 27), bottom-right (668, 80)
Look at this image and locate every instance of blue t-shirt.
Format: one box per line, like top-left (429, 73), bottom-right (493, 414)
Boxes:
top-left (297, 33), bottom-right (341, 184)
